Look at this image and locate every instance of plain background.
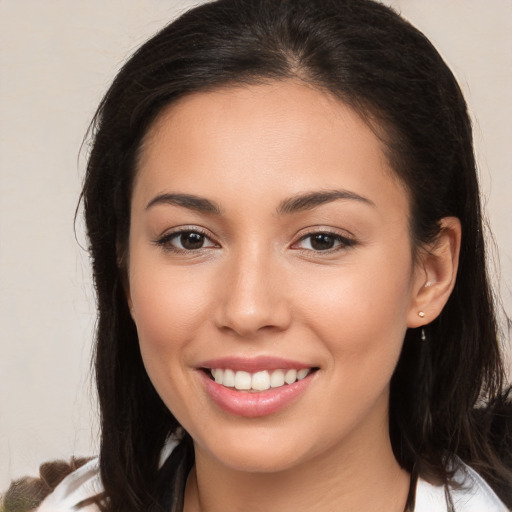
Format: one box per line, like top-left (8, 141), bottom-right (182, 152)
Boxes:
top-left (0, 0), bottom-right (511, 488)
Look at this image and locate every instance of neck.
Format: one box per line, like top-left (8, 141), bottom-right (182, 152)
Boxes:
top-left (184, 412), bottom-right (410, 512)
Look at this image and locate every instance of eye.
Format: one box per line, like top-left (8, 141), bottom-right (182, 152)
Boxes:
top-left (155, 229), bottom-right (217, 252)
top-left (294, 232), bottom-right (355, 252)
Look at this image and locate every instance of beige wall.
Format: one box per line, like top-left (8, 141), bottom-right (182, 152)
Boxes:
top-left (1, 0), bottom-right (510, 487)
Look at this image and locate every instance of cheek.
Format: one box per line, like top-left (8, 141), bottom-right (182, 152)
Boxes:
top-left (294, 249), bottom-right (414, 372)
top-left (127, 260), bottom-right (215, 420)
top-left (303, 264), bottom-right (411, 329)
top-left (296, 261), bottom-right (412, 432)
top-left (128, 253), bottom-right (213, 357)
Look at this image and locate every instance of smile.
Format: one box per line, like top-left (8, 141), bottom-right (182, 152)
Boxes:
top-left (199, 361), bottom-right (319, 417)
top-left (210, 368), bottom-right (313, 391)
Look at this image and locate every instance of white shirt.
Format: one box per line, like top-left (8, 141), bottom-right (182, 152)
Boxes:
top-left (37, 453), bottom-right (509, 512)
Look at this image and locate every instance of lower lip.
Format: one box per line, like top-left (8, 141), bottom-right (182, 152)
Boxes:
top-left (199, 371), bottom-right (315, 417)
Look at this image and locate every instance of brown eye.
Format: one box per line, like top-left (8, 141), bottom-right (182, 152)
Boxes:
top-left (179, 232), bottom-right (206, 250)
top-left (294, 231), bottom-right (356, 252)
top-left (155, 229), bottom-right (217, 252)
top-left (310, 233), bottom-right (336, 251)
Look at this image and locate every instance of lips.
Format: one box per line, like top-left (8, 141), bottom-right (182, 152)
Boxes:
top-left (198, 357), bottom-right (318, 417)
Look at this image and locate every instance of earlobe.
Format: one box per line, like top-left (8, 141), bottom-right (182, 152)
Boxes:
top-left (407, 217), bottom-right (461, 328)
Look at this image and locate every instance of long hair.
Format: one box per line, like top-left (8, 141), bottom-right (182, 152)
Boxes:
top-left (80, 0), bottom-right (511, 509)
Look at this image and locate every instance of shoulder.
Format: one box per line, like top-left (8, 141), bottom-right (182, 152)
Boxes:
top-left (32, 450), bottom-right (509, 512)
top-left (36, 458), bottom-right (103, 512)
top-left (34, 436), bottom-right (181, 512)
top-left (415, 459), bottom-right (509, 512)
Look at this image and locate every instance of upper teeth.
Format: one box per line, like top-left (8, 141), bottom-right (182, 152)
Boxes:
top-left (210, 368), bottom-right (311, 391)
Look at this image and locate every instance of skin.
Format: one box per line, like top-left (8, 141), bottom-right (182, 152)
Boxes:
top-left (127, 80), bottom-right (460, 512)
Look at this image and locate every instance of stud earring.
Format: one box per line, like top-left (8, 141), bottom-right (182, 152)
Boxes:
top-left (418, 311), bottom-right (425, 318)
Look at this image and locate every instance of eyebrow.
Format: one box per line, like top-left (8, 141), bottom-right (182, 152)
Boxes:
top-left (276, 189), bottom-right (375, 215)
top-left (145, 189), bottom-right (374, 216)
top-left (146, 193), bottom-right (222, 214)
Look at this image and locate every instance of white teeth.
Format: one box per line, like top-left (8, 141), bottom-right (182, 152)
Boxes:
top-left (234, 371), bottom-right (252, 390)
top-left (251, 371), bottom-right (271, 391)
top-left (223, 368), bottom-right (235, 387)
top-left (284, 369), bottom-right (297, 385)
top-left (209, 368), bottom-right (313, 391)
top-left (297, 368), bottom-right (310, 380)
top-left (270, 369), bottom-right (285, 388)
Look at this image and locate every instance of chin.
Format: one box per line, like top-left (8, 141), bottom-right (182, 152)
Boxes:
top-left (210, 444), bottom-right (306, 474)
top-left (191, 421), bottom-right (329, 474)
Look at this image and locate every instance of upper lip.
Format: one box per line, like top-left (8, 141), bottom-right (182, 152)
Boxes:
top-left (198, 356), bottom-right (316, 373)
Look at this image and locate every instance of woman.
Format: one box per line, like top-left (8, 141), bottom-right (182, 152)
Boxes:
top-left (5, 0), bottom-right (511, 510)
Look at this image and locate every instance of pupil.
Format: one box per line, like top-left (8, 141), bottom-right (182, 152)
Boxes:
top-left (181, 232), bottom-right (204, 249)
top-left (311, 234), bottom-right (334, 250)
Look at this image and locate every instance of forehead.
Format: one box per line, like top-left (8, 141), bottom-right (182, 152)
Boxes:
top-left (134, 80), bottom-right (409, 216)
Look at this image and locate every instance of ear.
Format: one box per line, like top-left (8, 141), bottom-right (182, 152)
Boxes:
top-left (407, 217), bottom-right (461, 328)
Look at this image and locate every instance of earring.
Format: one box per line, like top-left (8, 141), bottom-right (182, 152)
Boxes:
top-left (418, 311), bottom-right (425, 318)
top-left (420, 327), bottom-right (426, 341)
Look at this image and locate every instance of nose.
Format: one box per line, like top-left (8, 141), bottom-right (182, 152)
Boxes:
top-left (213, 247), bottom-right (292, 338)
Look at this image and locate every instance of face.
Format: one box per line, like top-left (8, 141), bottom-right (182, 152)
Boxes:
top-left (127, 81), bottom-right (425, 473)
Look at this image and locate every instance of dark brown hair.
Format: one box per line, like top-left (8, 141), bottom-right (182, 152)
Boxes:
top-left (77, 0), bottom-right (511, 510)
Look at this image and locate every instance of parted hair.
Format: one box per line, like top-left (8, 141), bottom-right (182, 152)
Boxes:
top-left (5, 1), bottom-right (510, 511)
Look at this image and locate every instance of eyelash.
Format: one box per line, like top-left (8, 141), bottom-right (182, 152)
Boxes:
top-left (154, 227), bottom-right (217, 253)
top-left (293, 230), bottom-right (356, 253)
top-left (154, 228), bottom-right (357, 254)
